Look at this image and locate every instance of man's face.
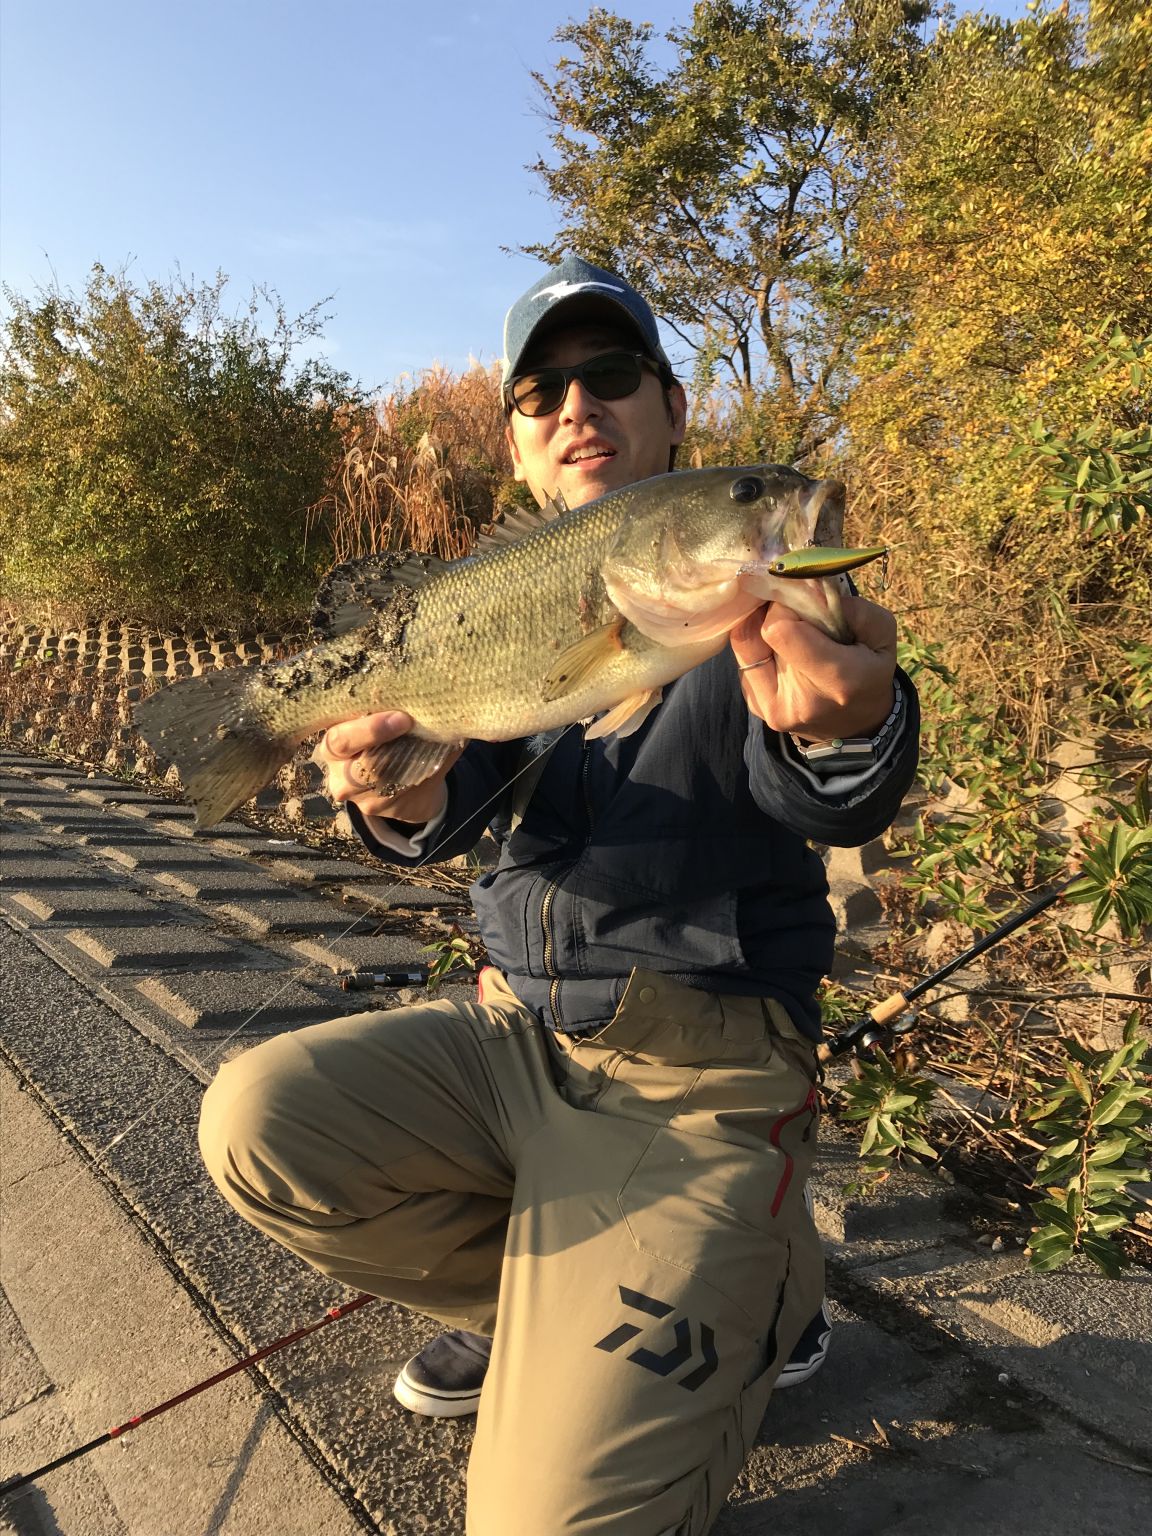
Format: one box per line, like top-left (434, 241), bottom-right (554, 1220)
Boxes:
top-left (505, 321), bottom-right (687, 511)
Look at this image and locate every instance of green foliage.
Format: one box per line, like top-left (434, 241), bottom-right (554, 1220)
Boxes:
top-left (527, 0), bottom-right (931, 457)
top-left (818, 979), bottom-right (862, 1029)
top-left (1114, 643), bottom-right (1152, 725)
top-left (1019, 327), bottom-right (1151, 538)
top-left (0, 266), bottom-right (356, 627)
top-left (892, 636), bottom-right (1065, 926)
top-left (836, 1047), bottom-right (939, 1188)
top-left (1025, 1013), bottom-right (1151, 1279)
top-left (891, 637), bottom-right (1150, 941)
top-left (840, 0), bottom-right (1150, 766)
top-left (1066, 770), bottom-right (1152, 940)
top-left (419, 930), bottom-right (479, 992)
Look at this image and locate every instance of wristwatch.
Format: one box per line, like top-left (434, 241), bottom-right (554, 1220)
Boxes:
top-left (791, 736), bottom-right (877, 774)
top-left (789, 680), bottom-right (904, 777)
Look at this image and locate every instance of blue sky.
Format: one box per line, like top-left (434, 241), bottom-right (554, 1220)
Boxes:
top-left (2, 1), bottom-right (1032, 394)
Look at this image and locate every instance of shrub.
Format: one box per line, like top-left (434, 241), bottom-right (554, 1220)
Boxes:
top-left (0, 265), bottom-right (357, 628)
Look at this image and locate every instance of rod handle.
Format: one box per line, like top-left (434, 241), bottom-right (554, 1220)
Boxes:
top-left (869, 992), bottom-right (910, 1025)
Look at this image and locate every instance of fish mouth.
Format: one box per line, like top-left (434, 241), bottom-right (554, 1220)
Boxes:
top-left (561, 438), bottom-right (617, 467)
top-left (736, 568), bottom-right (851, 641)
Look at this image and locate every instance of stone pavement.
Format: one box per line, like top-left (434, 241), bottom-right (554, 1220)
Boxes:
top-left (2, 750), bottom-right (1150, 1535)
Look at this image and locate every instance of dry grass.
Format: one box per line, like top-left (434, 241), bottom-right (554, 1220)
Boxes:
top-left (309, 364), bottom-right (517, 564)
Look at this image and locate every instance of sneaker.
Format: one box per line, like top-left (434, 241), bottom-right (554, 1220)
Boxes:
top-left (393, 1328), bottom-right (492, 1417)
top-left (774, 1299), bottom-right (832, 1389)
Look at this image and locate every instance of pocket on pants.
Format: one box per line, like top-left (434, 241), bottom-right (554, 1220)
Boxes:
top-left (617, 1123), bottom-right (794, 1331)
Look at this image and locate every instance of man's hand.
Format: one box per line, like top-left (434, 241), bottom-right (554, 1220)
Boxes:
top-left (730, 591), bottom-right (897, 741)
top-left (312, 712), bottom-right (463, 823)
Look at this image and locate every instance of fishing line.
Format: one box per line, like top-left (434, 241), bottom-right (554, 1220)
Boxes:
top-left (0, 722), bottom-right (582, 1278)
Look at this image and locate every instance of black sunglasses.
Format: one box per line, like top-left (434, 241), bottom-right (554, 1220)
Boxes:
top-left (505, 350), bottom-right (665, 418)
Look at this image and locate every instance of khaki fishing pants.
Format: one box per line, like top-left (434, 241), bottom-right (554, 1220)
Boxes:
top-left (199, 968), bottom-right (823, 1536)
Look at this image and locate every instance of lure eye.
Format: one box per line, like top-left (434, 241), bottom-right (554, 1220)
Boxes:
top-left (729, 476), bottom-right (764, 504)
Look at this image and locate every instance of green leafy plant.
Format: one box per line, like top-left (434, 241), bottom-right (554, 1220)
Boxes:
top-left (1025, 1013), bottom-right (1151, 1278)
top-left (836, 1049), bottom-right (939, 1190)
top-left (1065, 769), bottom-right (1152, 940)
top-left (419, 928), bottom-right (479, 992)
top-left (890, 635), bottom-right (1069, 926)
top-left (817, 980), bottom-right (862, 1030)
top-left (526, 0), bottom-right (932, 460)
top-left (1115, 643), bottom-right (1152, 724)
top-left (1022, 327), bottom-right (1151, 539)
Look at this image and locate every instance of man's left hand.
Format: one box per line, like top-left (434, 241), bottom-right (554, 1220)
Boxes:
top-left (730, 591), bottom-right (897, 741)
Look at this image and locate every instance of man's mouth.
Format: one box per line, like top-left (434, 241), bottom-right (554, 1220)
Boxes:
top-left (562, 441), bottom-right (617, 466)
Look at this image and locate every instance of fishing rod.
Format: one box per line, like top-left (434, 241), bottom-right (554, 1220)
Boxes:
top-left (818, 874), bottom-right (1079, 1062)
top-left (0, 1293), bottom-right (379, 1500)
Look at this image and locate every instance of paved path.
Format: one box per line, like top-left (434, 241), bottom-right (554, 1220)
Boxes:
top-left (2, 751), bottom-right (1150, 1535)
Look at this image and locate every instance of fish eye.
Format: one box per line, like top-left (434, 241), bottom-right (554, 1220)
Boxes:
top-left (729, 476), bottom-right (764, 504)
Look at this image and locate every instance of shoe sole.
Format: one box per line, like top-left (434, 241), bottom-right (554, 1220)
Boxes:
top-left (774, 1349), bottom-right (827, 1388)
top-left (393, 1367), bottom-right (482, 1418)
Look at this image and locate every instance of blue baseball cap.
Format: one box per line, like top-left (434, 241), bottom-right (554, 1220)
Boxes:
top-left (501, 255), bottom-right (673, 387)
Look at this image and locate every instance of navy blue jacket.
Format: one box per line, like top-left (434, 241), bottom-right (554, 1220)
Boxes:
top-left (355, 649), bottom-right (919, 1041)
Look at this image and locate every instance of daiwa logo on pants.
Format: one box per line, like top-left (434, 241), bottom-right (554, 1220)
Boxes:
top-left (594, 1285), bottom-right (719, 1391)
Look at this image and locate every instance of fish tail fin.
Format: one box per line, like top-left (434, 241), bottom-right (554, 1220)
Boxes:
top-left (134, 669), bottom-right (295, 827)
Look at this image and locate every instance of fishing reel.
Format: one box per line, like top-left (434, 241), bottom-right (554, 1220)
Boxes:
top-left (819, 1007), bottom-right (920, 1063)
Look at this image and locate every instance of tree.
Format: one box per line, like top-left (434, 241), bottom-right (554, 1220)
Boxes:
top-left (527, 0), bottom-right (932, 459)
top-left (839, 0), bottom-right (1150, 748)
top-left (0, 266), bottom-right (357, 627)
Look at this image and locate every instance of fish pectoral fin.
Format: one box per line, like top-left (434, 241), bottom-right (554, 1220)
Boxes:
top-left (584, 688), bottom-right (663, 741)
top-left (541, 620), bottom-right (626, 702)
top-left (312, 551), bottom-right (450, 638)
top-left (358, 735), bottom-right (464, 798)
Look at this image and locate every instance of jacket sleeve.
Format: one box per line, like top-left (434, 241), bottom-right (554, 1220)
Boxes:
top-left (346, 738), bottom-right (524, 867)
top-left (744, 668), bottom-right (920, 847)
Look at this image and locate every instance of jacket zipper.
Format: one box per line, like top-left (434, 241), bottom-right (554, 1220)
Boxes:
top-left (541, 748), bottom-right (594, 1028)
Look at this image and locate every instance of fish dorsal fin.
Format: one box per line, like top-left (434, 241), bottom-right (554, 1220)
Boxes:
top-left (541, 618), bottom-right (625, 702)
top-left (584, 687), bottom-right (663, 742)
top-left (311, 551), bottom-right (450, 637)
top-left (473, 491), bottom-right (568, 554)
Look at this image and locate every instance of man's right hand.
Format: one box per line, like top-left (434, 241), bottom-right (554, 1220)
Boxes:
top-left (312, 712), bottom-right (464, 823)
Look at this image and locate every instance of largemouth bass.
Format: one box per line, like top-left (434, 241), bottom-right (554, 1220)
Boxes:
top-left (135, 464), bottom-right (884, 826)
